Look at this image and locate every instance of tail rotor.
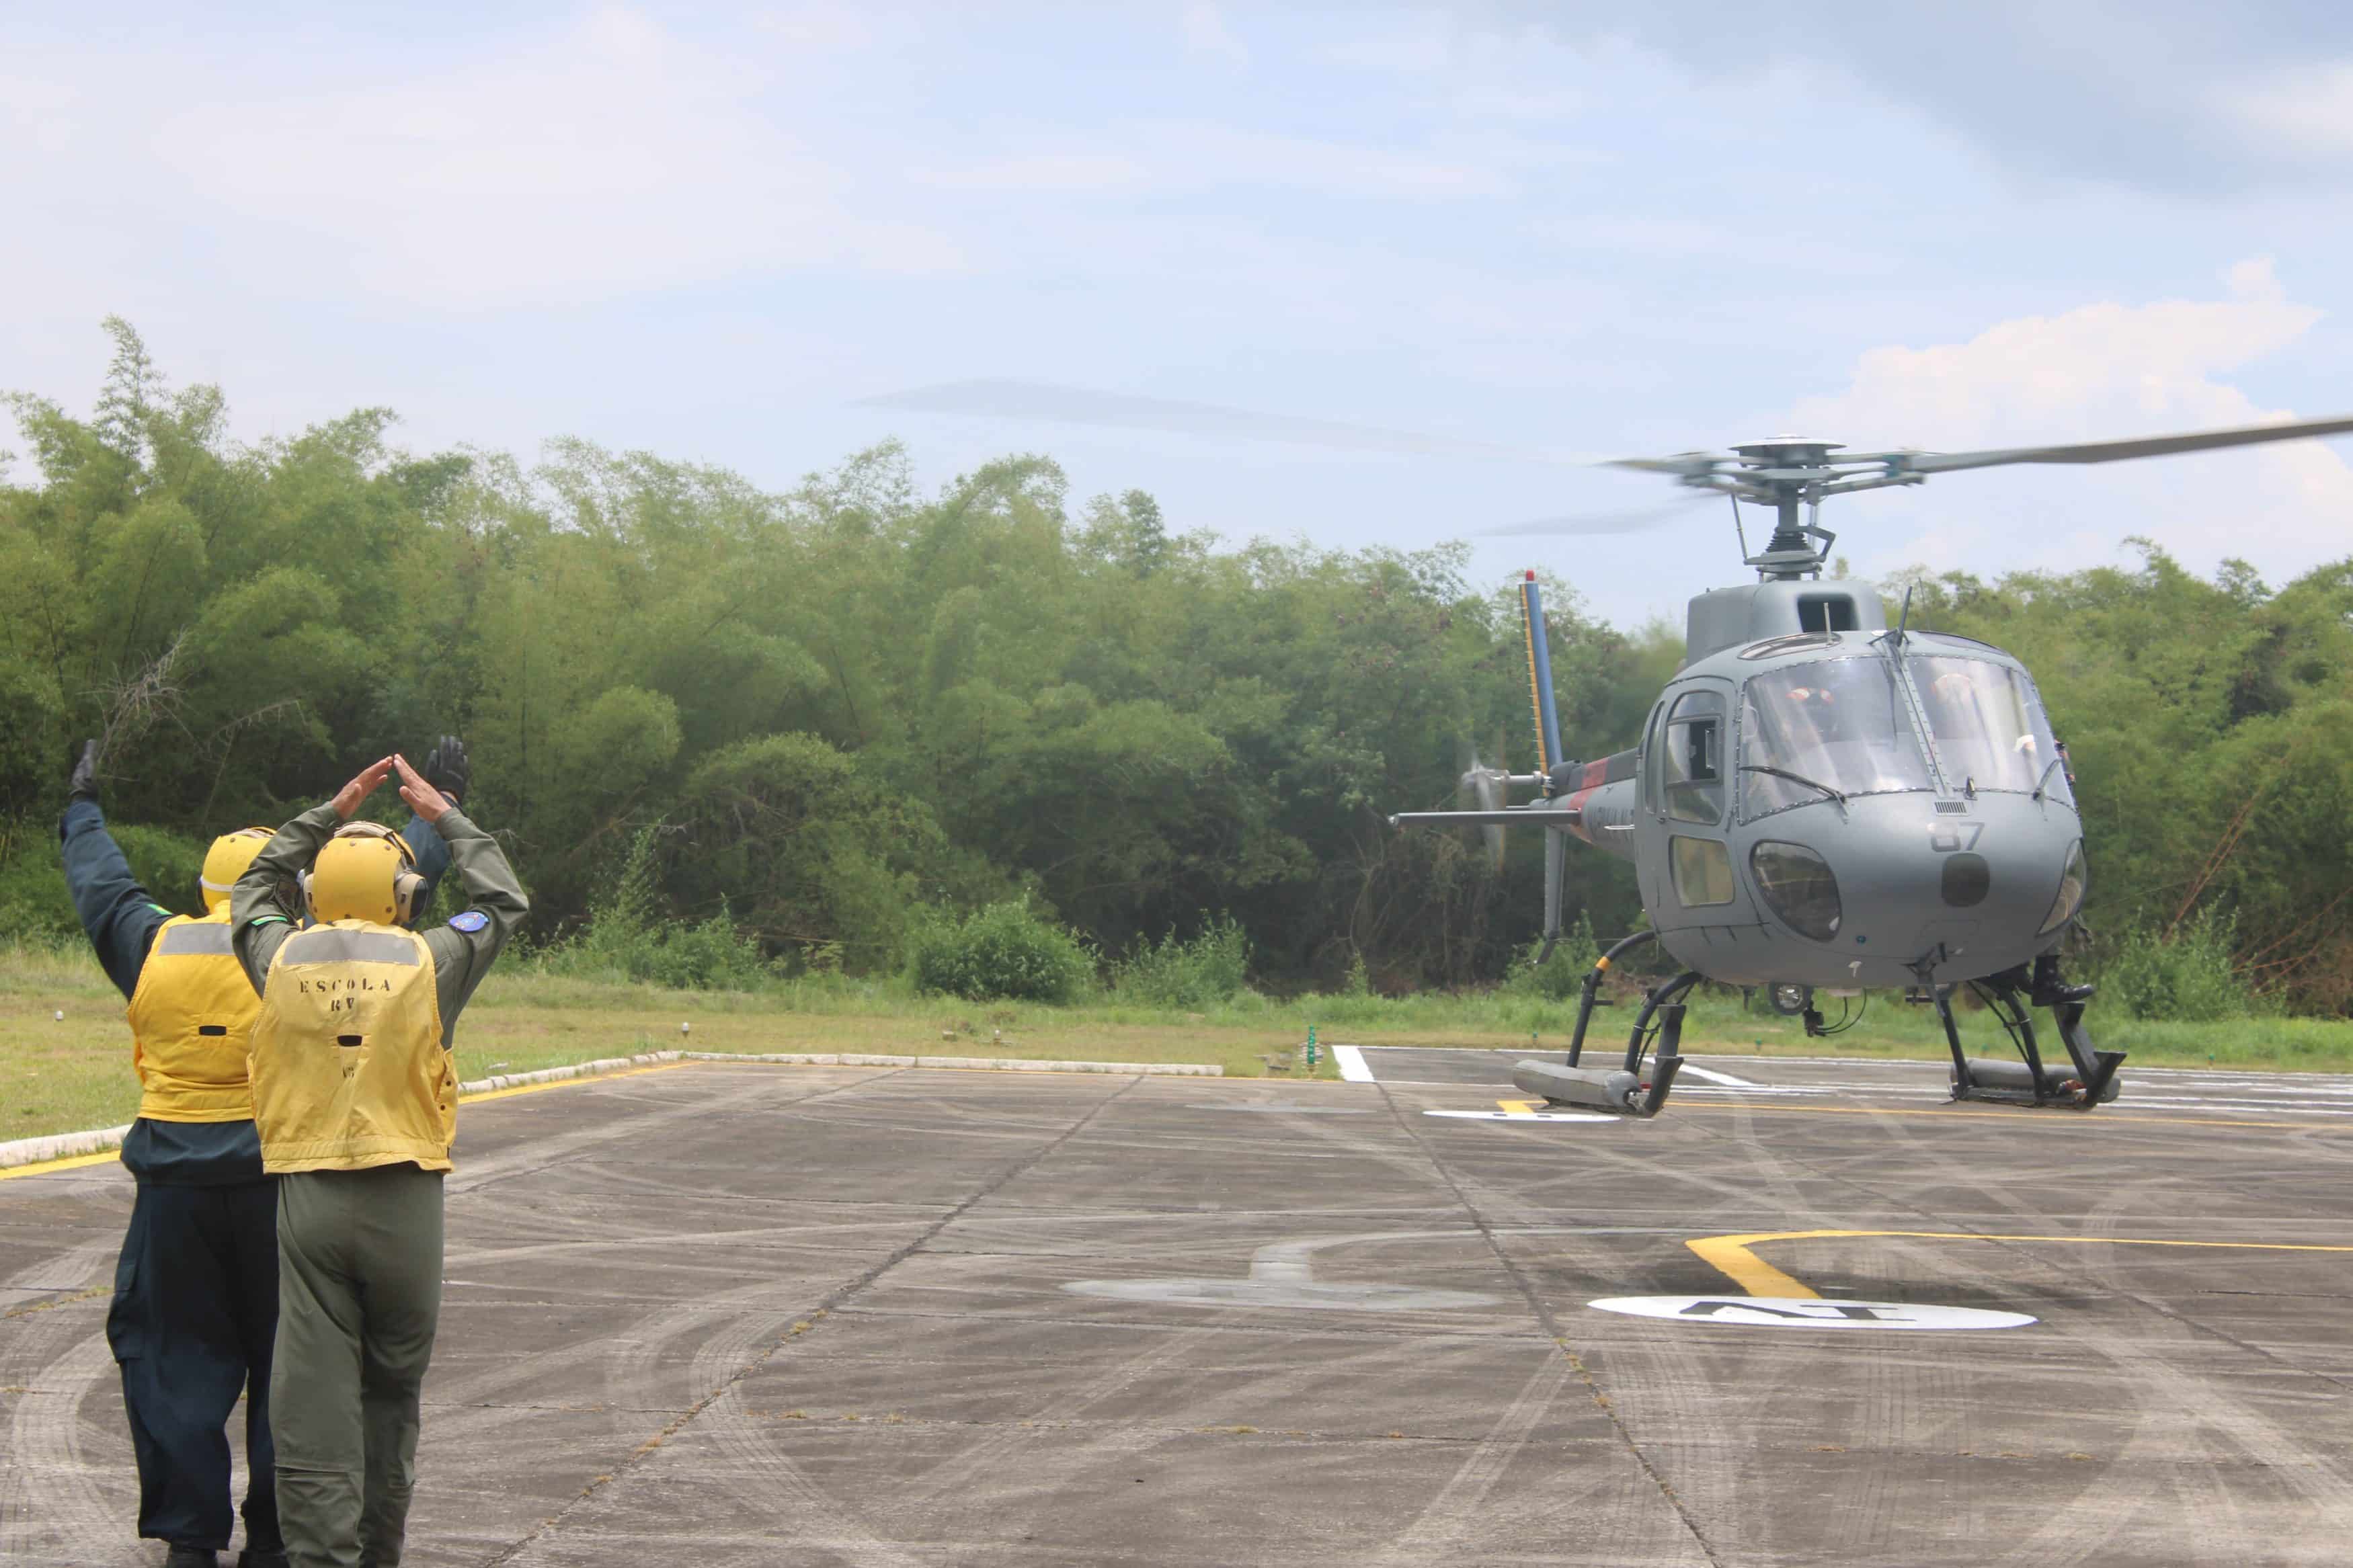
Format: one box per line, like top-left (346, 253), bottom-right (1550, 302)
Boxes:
top-left (1457, 737), bottom-right (1509, 871)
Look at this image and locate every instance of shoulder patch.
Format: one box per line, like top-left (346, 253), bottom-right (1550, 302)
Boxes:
top-left (448, 909), bottom-right (489, 934)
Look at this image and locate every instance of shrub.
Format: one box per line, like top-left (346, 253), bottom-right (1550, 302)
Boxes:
top-left (0, 816), bottom-right (211, 942)
top-left (112, 823), bottom-right (208, 916)
top-left (1112, 916), bottom-right (1250, 1008)
top-left (0, 823), bottom-right (76, 942)
top-left (559, 825), bottom-right (771, 991)
top-left (2100, 909), bottom-right (2258, 1022)
top-left (1502, 913), bottom-right (1601, 1001)
top-left (906, 899), bottom-right (1094, 1003)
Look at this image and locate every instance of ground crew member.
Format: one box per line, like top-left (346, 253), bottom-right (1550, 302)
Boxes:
top-left (59, 739), bottom-right (464, 1568)
top-left (230, 753), bottom-right (526, 1568)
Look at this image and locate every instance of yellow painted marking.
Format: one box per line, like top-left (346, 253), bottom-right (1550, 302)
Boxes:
top-left (1520, 589), bottom-right (1550, 772)
top-left (459, 1062), bottom-right (692, 1106)
top-left (1497, 1099), bottom-right (1544, 1116)
top-left (0, 1150), bottom-right (122, 1182)
top-left (0, 1063), bottom-right (694, 1183)
top-left (1688, 1228), bottom-right (2353, 1300)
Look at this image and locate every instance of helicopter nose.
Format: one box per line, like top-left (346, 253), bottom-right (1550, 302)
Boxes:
top-left (1907, 800), bottom-right (2083, 972)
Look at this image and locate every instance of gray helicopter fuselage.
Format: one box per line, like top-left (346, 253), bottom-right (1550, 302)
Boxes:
top-left (1581, 579), bottom-right (2085, 991)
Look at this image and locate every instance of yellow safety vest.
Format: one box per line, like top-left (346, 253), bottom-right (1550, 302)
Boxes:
top-left (248, 921), bottom-right (454, 1175)
top-left (125, 913), bottom-right (263, 1122)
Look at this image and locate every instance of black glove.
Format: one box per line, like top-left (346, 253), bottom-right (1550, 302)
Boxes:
top-left (422, 735), bottom-right (469, 805)
top-left (68, 739), bottom-right (102, 805)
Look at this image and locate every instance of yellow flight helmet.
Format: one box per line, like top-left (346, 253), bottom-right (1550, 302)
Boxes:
top-left (302, 822), bottom-right (426, 926)
top-left (199, 827), bottom-right (277, 915)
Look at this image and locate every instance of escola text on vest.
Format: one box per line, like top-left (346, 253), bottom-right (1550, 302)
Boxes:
top-left (126, 913), bottom-right (263, 1122)
top-left (249, 921), bottom-right (453, 1174)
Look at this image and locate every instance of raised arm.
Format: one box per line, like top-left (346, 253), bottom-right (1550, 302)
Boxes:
top-left (231, 757), bottom-right (395, 995)
top-left (396, 737), bottom-right (471, 911)
top-left (392, 753), bottom-right (528, 1038)
top-left (56, 742), bottom-right (169, 1000)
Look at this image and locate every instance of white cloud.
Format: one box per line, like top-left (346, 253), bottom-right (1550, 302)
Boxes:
top-left (918, 122), bottom-right (1516, 202)
top-left (916, 153), bottom-right (1151, 194)
top-left (1179, 4), bottom-right (1249, 67)
top-left (1788, 260), bottom-right (2353, 583)
top-left (2211, 60), bottom-right (2353, 158)
top-left (147, 5), bottom-right (961, 307)
top-left (1529, 214), bottom-right (1891, 276)
top-left (1450, 85), bottom-right (1581, 122)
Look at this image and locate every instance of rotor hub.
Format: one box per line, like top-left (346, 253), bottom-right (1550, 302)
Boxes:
top-left (1730, 436), bottom-right (1844, 467)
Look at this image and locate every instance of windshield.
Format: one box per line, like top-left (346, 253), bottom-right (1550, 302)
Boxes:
top-left (1913, 655), bottom-right (2065, 797)
top-left (1740, 656), bottom-right (1935, 816)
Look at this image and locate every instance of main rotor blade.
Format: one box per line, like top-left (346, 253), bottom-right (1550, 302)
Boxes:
top-left (1903, 412), bottom-right (2353, 475)
top-left (859, 379), bottom-right (1597, 464)
top-left (1605, 452), bottom-right (1729, 475)
top-left (1482, 495), bottom-right (1716, 537)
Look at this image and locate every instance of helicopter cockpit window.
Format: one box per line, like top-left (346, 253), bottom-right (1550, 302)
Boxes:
top-left (1913, 655), bottom-right (2065, 798)
top-left (1663, 690), bottom-right (1725, 825)
top-left (1740, 656), bottom-right (1934, 817)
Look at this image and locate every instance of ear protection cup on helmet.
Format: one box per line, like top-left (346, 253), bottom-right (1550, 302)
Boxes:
top-left (301, 821), bottom-right (427, 925)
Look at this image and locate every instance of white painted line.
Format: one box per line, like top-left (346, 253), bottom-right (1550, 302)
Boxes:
top-left (1424, 1109), bottom-right (1617, 1124)
top-left (1333, 1044), bottom-right (1373, 1083)
top-left (1590, 1296), bottom-right (2037, 1331)
top-left (1674, 1063), bottom-right (1761, 1087)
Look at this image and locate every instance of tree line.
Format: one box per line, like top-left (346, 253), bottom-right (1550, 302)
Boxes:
top-left (4, 323), bottom-right (2349, 1009)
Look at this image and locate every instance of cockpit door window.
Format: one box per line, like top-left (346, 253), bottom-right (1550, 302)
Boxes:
top-left (1663, 690), bottom-right (1726, 825)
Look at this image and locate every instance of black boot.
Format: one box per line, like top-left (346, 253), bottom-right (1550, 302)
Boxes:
top-left (2029, 953), bottom-right (2093, 1008)
top-left (163, 1548), bottom-right (218, 1568)
top-left (236, 1550), bottom-right (290, 1568)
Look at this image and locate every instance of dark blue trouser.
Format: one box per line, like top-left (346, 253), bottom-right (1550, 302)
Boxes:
top-left (108, 1179), bottom-right (284, 1553)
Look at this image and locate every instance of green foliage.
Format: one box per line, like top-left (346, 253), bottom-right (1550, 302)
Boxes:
top-left (671, 733), bottom-right (947, 971)
top-left (110, 823), bottom-right (208, 917)
top-left (2100, 909), bottom-right (2261, 1022)
top-left (555, 825), bottom-right (771, 991)
top-left (0, 659), bottom-right (64, 819)
top-left (1503, 913), bottom-right (1602, 1001)
top-left (1111, 916), bottom-right (1251, 1008)
top-left (7, 324), bottom-right (2353, 1012)
top-left (0, 828), bottom-right (77, 942)
top-left (906, 899), bottom-right (1096, 1003)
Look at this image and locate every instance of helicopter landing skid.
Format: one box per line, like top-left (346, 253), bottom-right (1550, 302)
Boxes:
top-left (1513, 958), bottom-right (1695, 1118)
top-left (1936, 975), bottom-right (2124, 1110)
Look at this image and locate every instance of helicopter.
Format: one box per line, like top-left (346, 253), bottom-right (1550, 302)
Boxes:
top-left (862, 380), bottom-right (2353, 1119)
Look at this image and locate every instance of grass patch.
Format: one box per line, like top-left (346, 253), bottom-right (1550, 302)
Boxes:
top-left (7, 942), bottom-right (2353, 1143)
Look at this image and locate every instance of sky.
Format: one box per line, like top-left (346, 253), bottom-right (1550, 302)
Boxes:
top-left (5, 1), bottom-right (2353, 627)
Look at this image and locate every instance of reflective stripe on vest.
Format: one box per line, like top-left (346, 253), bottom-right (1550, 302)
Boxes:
top-left (126, 913), bottom-right (262, 1123)
top-left (249, 919), bottom-right (452, 1175)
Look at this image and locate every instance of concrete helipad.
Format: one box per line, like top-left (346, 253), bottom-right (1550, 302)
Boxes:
top-left (7, 1052), bottom-right (2353, 1566)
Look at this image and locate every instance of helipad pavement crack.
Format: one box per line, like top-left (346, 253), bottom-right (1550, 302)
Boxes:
top-left (1369, 1079), bottom-right (1726, 1568)
top-left (477, 1071), bottom-right (1144, 1567)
